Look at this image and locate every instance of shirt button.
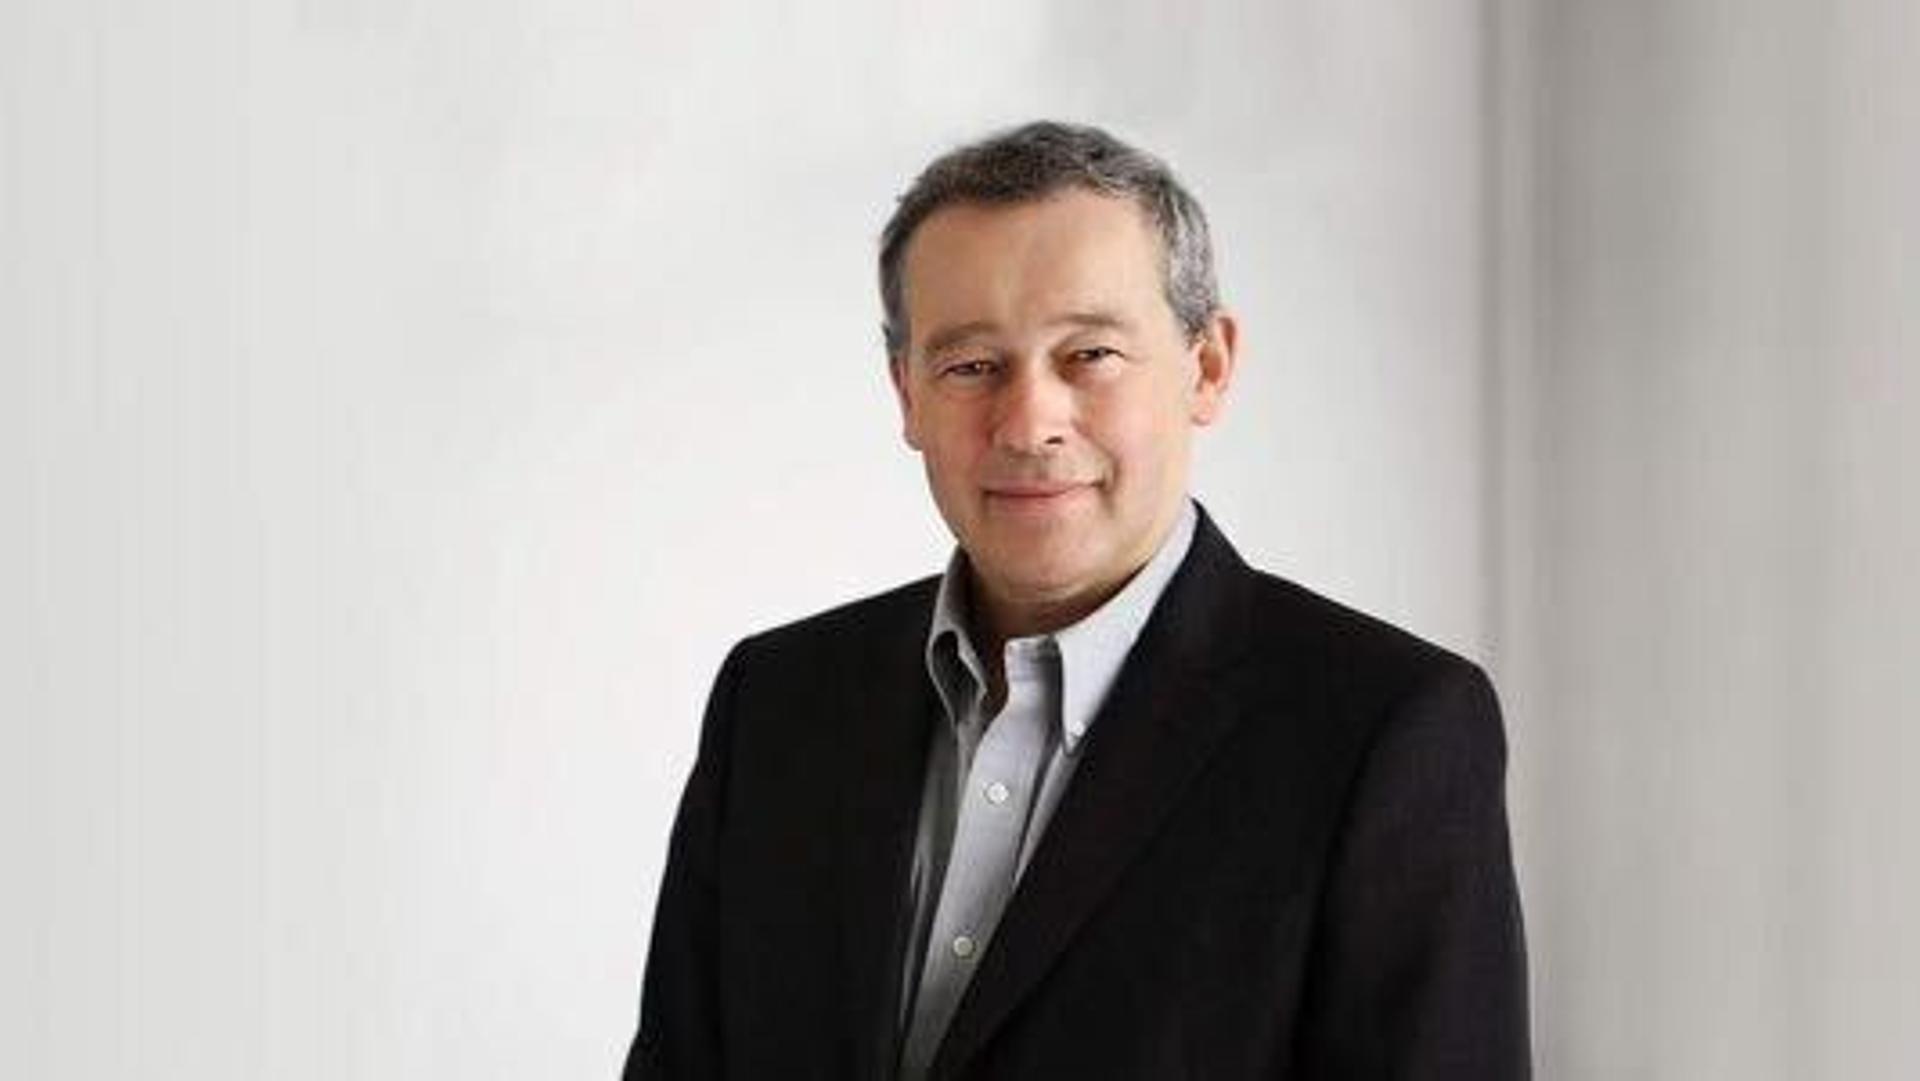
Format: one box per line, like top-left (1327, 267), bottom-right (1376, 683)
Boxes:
top-left (984, 781), bottom-right (1010, 805)
top-left (951, 934), bottom-right (977, 959)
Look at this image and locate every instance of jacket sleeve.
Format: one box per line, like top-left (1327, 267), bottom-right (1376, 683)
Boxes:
top-left (622, 643), bottom-right (747, 1079)
top-left (1289, 661), bottom-right (1532, 1079)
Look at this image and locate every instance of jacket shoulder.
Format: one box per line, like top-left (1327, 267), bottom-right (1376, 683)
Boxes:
top-left (729, 574), bottom-right (941, 671)
top-left (1238, 567), bottom-right (1489, 702)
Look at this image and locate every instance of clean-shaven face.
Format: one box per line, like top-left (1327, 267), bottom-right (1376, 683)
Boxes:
top-left (890, 189), bottom-right (1232, 623)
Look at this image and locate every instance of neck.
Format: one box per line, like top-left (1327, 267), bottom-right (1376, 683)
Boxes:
top-left (960, 499), bottom-right (1191, 704)
top-left (964, 566), bottom-right (1134, 715)
top-left (971, 578), bottom-right (1122, 645)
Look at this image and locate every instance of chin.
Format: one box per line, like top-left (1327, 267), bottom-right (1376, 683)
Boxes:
top-left (976, 539), bottom-right (1105, 598)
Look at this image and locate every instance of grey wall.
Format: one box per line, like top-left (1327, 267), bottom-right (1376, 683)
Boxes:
top-left (3, 2), bottom-right (1491, 1077)
top-left (1504, 0), bottom-right (1920, 1076)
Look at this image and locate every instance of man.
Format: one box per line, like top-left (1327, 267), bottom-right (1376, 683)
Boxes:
top-left (623, 121), bottom-right (1529, 1079)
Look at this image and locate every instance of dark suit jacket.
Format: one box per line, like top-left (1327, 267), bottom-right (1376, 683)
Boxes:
top-left (624, 506), bottom-right (1529, 1079)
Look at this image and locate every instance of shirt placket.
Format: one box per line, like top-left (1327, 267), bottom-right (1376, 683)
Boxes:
top-left (900, 637), bottom-right (1059, 1076)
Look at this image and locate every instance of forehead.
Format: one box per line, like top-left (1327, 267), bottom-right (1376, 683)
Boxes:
top-left (900, 190), bottom-right (1171, 346)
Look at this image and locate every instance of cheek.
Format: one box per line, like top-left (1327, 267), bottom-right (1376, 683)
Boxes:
top-left (1089, 395), bottom-right (1188, 479)
top-left (919, 422), bottom-right (984, 484)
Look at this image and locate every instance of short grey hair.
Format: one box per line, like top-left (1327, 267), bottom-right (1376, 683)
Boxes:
top-left (878, 120), bottom-right (1220, 359)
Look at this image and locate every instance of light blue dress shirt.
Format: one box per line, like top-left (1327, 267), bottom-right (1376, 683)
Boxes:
top-left (896, 501), bottom-right (1198, 1080)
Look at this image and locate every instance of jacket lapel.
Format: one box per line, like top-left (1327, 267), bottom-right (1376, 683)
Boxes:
top-left (838, 580), bottom-right (942, 1081)
top-left (929, 508), bottom-right (1259, 1079)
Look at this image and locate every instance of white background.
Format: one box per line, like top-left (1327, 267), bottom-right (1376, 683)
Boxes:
top-left (4, 1), bottom-right (1914, 1077)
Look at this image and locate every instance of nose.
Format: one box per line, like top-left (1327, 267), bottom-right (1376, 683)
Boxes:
top-left (991, 363), bottom-right (1073, 455)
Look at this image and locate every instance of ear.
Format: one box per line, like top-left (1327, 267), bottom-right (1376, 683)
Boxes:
top-left (1187, 310), bottom-right (1239, 426)
top-left (888, 354), bottom-right (923, 450)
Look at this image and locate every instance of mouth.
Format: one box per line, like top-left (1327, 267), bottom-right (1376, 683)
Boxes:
top-left (983, 482), bottom-right (1094, 508)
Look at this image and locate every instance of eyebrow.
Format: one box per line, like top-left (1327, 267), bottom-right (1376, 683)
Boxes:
top-left (919, 310), bottom-right (1136, 357)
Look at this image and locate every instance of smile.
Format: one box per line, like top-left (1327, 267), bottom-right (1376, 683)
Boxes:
top-left (983, 483), bottom-right (1094, 509)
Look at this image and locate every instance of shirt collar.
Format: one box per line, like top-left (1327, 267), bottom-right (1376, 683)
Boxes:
top-left (924, 500), bottom-right (1198, 754)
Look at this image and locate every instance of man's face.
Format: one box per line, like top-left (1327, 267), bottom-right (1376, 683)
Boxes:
top-left (889, 189), bottom-right (1235, 623)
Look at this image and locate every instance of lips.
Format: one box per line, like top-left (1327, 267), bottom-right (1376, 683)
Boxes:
top-left (986, 483), bottom-right (1087, 498)
top-left (981, 482), bottom-right (1095, 510)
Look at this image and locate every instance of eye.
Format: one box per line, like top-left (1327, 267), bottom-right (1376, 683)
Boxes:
top-left (938, 357), bottom-right (997, 379)
top-left (1069, 346), bottom-right (1121, 365)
